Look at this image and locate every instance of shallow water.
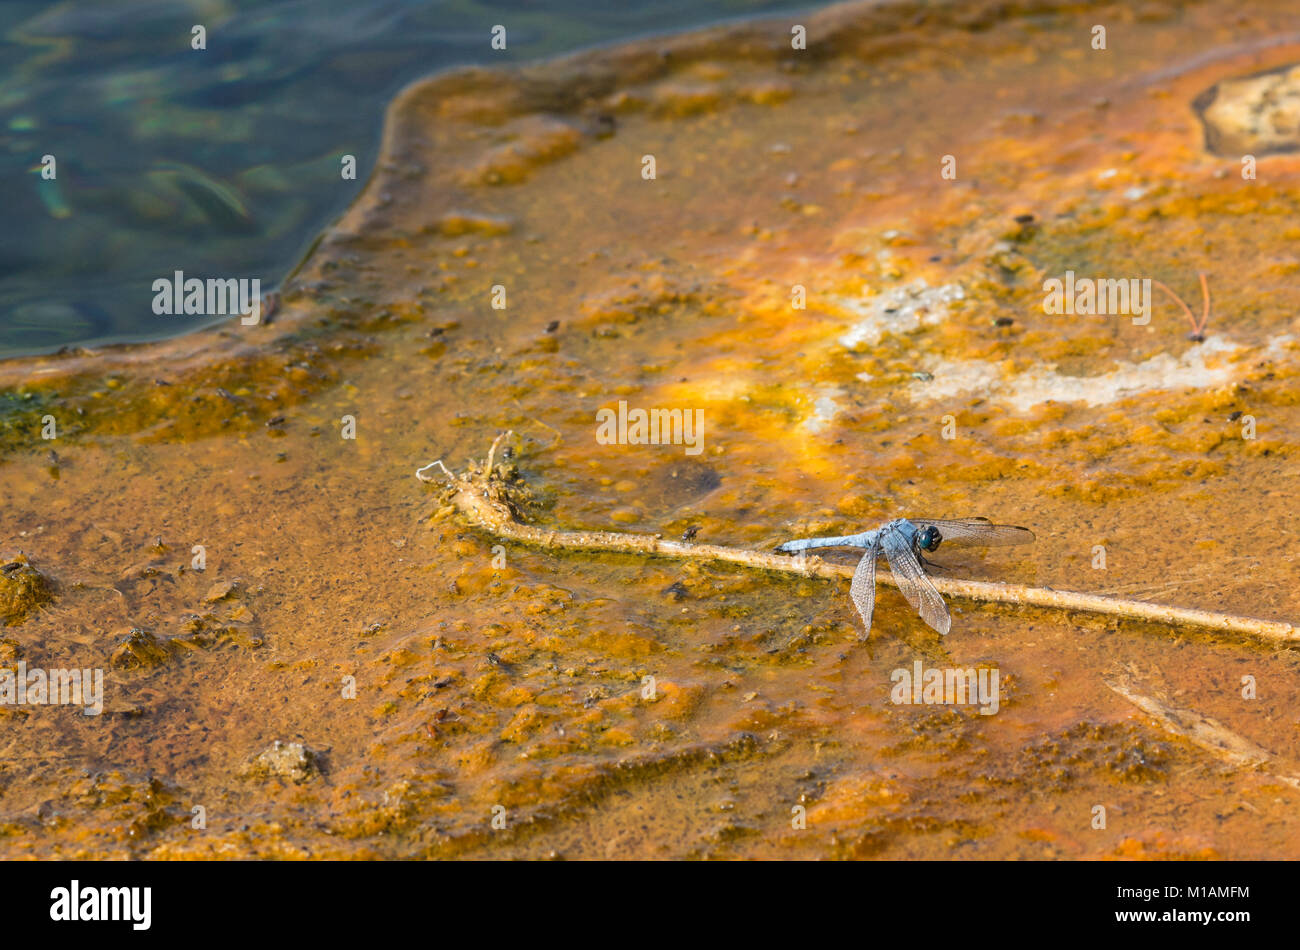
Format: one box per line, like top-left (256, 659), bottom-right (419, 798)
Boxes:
top-left (0, 0), bottom-right (814, 355)
top-left (2, 0), bottom-right (1300, 858)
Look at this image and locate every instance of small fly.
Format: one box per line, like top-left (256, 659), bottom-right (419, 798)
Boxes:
top-left (776, 517), bottom-right (1035, 637)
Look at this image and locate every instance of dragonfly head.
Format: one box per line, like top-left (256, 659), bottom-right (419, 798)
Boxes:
top-left (917, 525), bottom-right (942, 552)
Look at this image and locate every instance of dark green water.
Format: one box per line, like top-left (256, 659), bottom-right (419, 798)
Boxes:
top-left (0, 0), bottom-right (817, 357)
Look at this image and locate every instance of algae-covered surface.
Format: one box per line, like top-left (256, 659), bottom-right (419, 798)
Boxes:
top-left (2, 0), bottom-right (1300, 859)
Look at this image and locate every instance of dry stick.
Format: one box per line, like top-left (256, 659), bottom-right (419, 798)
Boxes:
top-left (1105, 675), bottom-right (1300, 787)
top-left (421, 436), bottom-right (1299, 647)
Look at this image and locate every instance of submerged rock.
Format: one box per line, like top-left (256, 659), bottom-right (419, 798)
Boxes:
top-left (0, 554), bottom-right (54, 625)
top-left (202, 579), bottom-right (241, 604)
top-left (642, 459), bottom-right (722, 511)
top-left (245, 741), bottom-right (321, 784)
top-left (109, 627), bottom-right (172, 670)
top-left (1195, 62), bottom-right (1300, 156)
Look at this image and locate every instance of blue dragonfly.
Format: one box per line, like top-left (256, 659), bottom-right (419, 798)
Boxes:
top-left (776, 518), bottom-right (1035, 637)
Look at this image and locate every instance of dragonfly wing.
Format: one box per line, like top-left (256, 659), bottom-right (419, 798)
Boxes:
top-left (911, 517), bottom-right (1035, 547)
top-left (881, 526), bottom-right (951, 636)
top-left (848, 544), bottom-right (879, 639)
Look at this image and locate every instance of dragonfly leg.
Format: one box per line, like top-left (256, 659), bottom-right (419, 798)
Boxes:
top-left (918, 552), bottom-right (948, 572)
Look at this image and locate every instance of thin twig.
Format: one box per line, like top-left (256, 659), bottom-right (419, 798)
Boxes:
top-left (1152, 273), bottom-right (1210, 338)
top-left (419, 435), bottom-right (1298, 647)
top-left (484, 434), bottom-right (502, 477)
top-left (1198, 271), bottom-right (1211, 333)
top-left (415, 459), bottom-right (453, 483)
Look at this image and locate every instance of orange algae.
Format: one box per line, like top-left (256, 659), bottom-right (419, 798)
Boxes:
top-left (0, 0), bottom-right (1299, 859)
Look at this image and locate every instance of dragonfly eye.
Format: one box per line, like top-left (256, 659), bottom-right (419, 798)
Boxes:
top-left (920, 526), bottom-right (942, 552)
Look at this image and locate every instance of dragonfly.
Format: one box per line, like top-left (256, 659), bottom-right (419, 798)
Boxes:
top-left (775, 518), bottom-right (1035, 637)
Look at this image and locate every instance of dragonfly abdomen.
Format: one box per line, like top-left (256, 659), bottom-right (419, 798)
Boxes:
top-left (777, 532), bottom-right (876, 553)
